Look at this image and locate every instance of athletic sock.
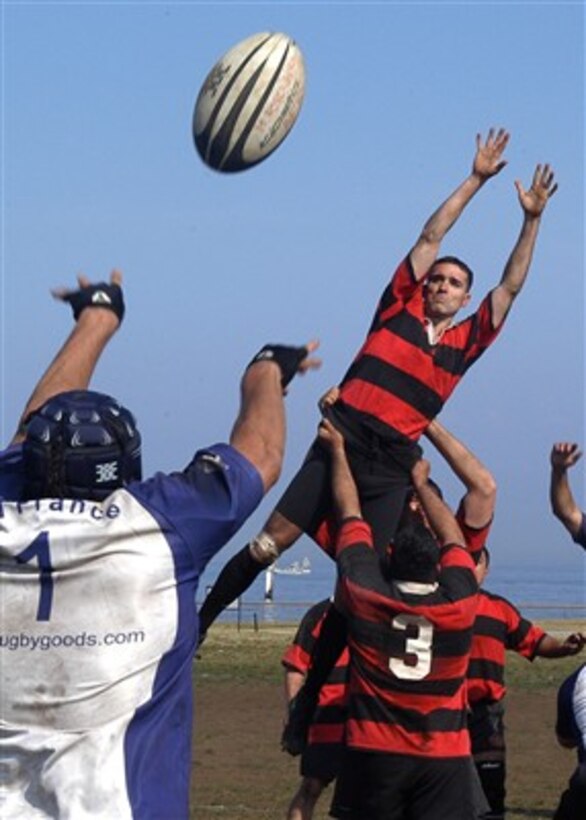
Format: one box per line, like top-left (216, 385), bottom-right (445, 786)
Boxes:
top-left (198, 544), bottom-right (265, 638)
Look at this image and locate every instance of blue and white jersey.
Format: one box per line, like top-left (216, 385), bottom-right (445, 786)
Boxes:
top-left (557, 663), bottom-right (586, 763)
top-left (0, 442), bottom-right (263, 819)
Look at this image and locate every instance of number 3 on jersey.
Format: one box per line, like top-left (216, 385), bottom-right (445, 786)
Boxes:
top-left (16, 531), bottom-right (54, 621)
top-left (389, 613), bottom-right (433, 680)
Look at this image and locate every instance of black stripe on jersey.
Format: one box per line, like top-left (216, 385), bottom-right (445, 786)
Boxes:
top-left (325, 666), bottom-right (349, 686)
top-left (314, 704), bottom-right (348, 725)
top-left (343, 355), bottom-right (444, 421)
top-left (353, 652), bottom-right (466, 697)
top-left (294, 600), bottom-right (331, 654)
top-left (352, 693), bottom-right (468, 734)
top-left (349, 608), bottom-right (473, 662)
top-left (506, 619), bottom-right (532, 650)
top-left (378, 310), bottom-right (471, 378)
top-left (338, 545), bottom-right (389, 595)
top-left (438, 564), bottom-right (478, 601)
top-left (473, 614), bottom-right (508, 642)
top-left (467, 658), bottom-right (503, 684)
top-left (430, 341), bottom-right (470, 376)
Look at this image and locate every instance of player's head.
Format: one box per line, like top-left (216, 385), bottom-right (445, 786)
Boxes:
top-left (473, 546), bottom-right (490, 586)
top-left (22, 390), bottom-right (142, 501)
top-left (397, 479), bottom-right (443, 533)
top-left (386, 520), bottom-right (440, 583)
top-left (424, 256), bottom-right (474, 321)
top-left (432, 256), bottom-right (474, 291)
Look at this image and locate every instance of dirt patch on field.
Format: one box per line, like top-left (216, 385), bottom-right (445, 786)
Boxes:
top-left (192, 680), bottom-right (574, 820)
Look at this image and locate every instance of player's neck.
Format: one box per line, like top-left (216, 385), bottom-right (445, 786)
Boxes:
top-left (425, 315), bottom-right (453, 345)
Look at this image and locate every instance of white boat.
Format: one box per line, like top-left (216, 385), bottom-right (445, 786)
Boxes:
top-left (272, 557), bottom-right (311, 576)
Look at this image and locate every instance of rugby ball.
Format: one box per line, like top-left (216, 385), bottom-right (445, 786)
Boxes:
top-left (193, 32), bottom-right (305, 172)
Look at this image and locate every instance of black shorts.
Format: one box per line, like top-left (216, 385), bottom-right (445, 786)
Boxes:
top-left (301, 742), bottom-right (344, 786)
top-left (329, 749), bottom-right (475, 820)
top-left (276, 405), bottom-right (421, 553)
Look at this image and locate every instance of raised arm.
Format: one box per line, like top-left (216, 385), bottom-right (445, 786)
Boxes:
top-left (411, 458), bottom-right (465, 547)
top-left (550, 442), bottom-right (583, 538)
top-left (410, 129), bottom-right (509, 280)
top-left (229, 342), bottom-right (321, 492)
top-left (424, 419), bottom-right (496, 528)
top-left (11, 272), bottom-right (125, 444)
top-left (317, 418), bottom-right (361, 521)
top-left (490, 164), bottom-right (558, 328)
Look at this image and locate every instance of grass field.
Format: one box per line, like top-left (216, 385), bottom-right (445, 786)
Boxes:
top-left (191, 621), bottom-right (584, 819)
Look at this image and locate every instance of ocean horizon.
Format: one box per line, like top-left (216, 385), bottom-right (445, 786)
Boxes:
top-left (200, 553), bottom-right (586, 626)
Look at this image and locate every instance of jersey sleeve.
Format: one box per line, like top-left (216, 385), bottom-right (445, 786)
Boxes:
top-left (450, 289), bottom-right (505, 372)
top-left (500, 598), bottom-right (546, 659)
top-left (456, 500), bottom-right (493, 560)
top-left (128, 443), bottom-right (263, 574)
top-left (373, 256), bottom-right (423, 327)
top-left (334, 517), bottom-right (373, 559)
top-left (437, 544), bottom-right (479, 603)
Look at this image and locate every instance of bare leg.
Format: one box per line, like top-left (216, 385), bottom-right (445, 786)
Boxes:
top-left (286, 776), bottom-right (325, 820)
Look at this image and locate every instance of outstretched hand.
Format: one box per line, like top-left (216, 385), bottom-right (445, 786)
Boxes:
top-left (562, 632), bottom-right (586, 655)
top-left (318, 385), bottom-right (341, 415)
top-left (317, 417), bottom-right (345, 454)
top-left (51, 270), bottom-right (125, 325)
top-left (248, 341), bottom-right (321, 392)
top-left (296, 340), bottom-right (322, 377)
top-left (550, 442), bottom-right (582, 471)
top-left (515, 164), bottom-right (558, 217)
top-left (473, 128), bottom-right (510, 180)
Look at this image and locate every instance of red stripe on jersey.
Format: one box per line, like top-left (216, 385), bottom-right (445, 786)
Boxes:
top-left (314, 516), bottom-right (337, 558)
top-left (456, 502), bottom-right (492, 559)
top-left (282, 643), bottom-right (311, 674)
top-left (335, 518), bottom-right (373, 558)
top-left (346, 719), bottom-right (471, 758)
top-left (467, 590), bottom-right (545, 704)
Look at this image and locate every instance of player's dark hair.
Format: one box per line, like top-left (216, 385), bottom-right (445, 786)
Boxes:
top-left (397, 479), bottom-right (444, 531)
top-left (386, 520), bottom-right (440, 583)
top-left (432, 255), bottom-right (475, 291)
top-left (23, 390), bottom-right (142, 501)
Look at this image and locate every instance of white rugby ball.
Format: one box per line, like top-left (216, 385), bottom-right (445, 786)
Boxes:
top-left (193, 32), bottom-right (305, 173)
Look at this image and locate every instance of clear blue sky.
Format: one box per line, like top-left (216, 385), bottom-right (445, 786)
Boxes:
top-left (1, 3), bottom-right (584, 590)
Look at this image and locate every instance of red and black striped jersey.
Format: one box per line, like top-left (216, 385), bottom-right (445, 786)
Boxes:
top-left (456, 501), bottom-right (492, 562)
top-left (313, 497), bottom-right (492, 561)
top-left (335, 518), bottom-right (478, 758)
top-left (282, 599), bottom-right (350, 746)
top-left (467, 590), bottom-right (545, 705)
top-left (338, 256), bottom-right (502, 442)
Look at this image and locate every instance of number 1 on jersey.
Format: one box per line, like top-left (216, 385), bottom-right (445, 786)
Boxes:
top-left (16, 531), bottom-right (54, 621)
